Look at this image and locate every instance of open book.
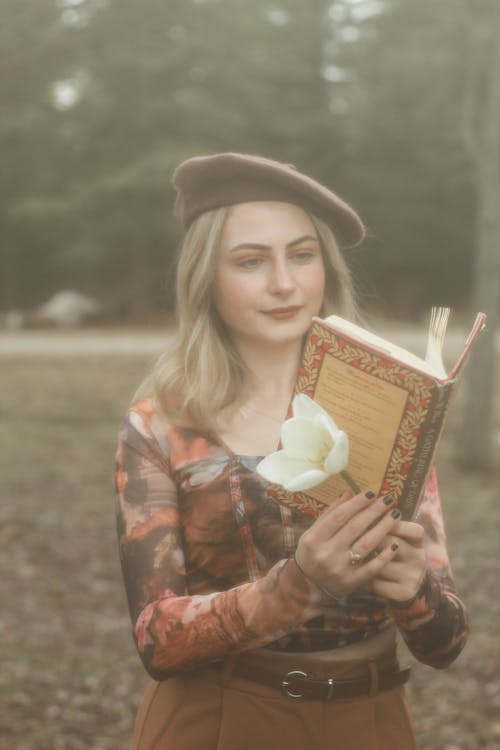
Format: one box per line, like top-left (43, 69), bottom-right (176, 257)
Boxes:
top-left (267, 309), bottom-right (486, 520)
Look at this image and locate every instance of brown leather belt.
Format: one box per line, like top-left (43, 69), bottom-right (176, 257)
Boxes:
top-left (231, 660), bottom-right (411, 701)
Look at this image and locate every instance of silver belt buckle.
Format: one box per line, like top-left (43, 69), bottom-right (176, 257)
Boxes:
top-left (281, 669), bottom-right (336, 700)
top-left (281, 669), bottom-right (308, 699)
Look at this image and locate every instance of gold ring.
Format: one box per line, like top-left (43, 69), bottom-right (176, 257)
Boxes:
top-left (349, 549), bottom-right (363, 566)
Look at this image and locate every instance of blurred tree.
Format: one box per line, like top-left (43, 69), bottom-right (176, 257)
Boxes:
top-left (0, 0), bottom-right (71, 309)
top-left (61, 0), bottom-right (347, 316)
top-left (329, 0), bottom-right (476, 318)
top-left (0, 0), bottom-right (488, 323)
top-left (457, 0), bottom-right (500, 470)
top-left (2, 0), bottom-right (346, 316)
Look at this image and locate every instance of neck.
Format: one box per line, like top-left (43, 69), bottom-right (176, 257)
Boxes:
top-left (217, 337), bottom-right (302, 442)
top-left (237, 338), bottom-right (303, 403)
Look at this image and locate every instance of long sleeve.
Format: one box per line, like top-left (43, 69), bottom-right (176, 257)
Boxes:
top-left (115, 408), bottom-right (322, 680)
top-left (390, 468), bottom-right (469, 668)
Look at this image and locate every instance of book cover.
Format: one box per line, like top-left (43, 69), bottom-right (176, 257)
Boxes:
top-left (267, 312), bottom-right (486, 520)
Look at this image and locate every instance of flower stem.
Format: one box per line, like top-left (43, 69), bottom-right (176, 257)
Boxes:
top-left (340, 470), bottom-right (361, 495)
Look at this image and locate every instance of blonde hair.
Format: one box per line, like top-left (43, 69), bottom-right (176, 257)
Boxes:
top-left (134, 206), bottom-right (358, 429)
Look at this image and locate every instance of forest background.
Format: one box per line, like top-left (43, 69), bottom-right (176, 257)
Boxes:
top-left (2, 0), bottom-right (499, 325)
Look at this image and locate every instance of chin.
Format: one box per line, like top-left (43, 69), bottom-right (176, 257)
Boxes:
top-left (263, 322), bottom-right (311, 345)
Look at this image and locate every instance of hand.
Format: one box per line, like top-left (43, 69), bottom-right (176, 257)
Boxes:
top-left (295, 489), bottom-right (403, 600)
top-left (370, 521), bottom-right (427, 604)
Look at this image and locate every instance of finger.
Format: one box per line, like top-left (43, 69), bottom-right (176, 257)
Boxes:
top-left (391, 520), bottom-right (425, 546)
top-left (372, 561), bottom-right (402, 582)
top-left (349, 538), bottom-right (399, 583)
top-left (377, 535), bottom-right (419, 558)
top-left (334, 494), bottom-right (399, 550)
top-left (345, 508), bottom-right (402, 562)
top-left (372, 565), bottom-right (427, 602)
top-left (321, 489), bottom-right (354, 514)
top-left (312, 489), bottom-right (380, 541)
top-left (379, 534), bottom-right (424, 562)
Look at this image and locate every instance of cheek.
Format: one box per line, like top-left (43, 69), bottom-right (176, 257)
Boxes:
top-left (316, 271), bottom-right (326, 299)
top-left (213, 270), bottom-right (250, 323)
top-left (308, 263), bottom-right (326, 310)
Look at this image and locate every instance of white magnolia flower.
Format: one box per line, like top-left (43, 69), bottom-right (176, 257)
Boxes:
top-left (256, 394), bottom-right (353, 492)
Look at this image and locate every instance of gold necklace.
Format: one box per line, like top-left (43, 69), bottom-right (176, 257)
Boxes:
top-left (240, 403), bottom-right (287, 423)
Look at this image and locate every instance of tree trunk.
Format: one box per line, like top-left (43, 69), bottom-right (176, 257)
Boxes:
top-left (457, 3), bottom-right (500, 469)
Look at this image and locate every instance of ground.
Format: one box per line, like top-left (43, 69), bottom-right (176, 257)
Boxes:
top-left (0, 328), bottom-right (498, 750)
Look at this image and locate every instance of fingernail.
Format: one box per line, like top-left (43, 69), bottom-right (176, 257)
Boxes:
top-left (383, 495), bottom-right (393, 505)
top-left (365, 490), bottom-right (375, 499)
top-left (391, 542), bottom-right (399, 552)
top-left (391, 509), bottom-right (401, 519)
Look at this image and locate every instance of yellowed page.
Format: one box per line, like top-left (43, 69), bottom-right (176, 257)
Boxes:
top-left (309, 356), bottom-right (408, 501)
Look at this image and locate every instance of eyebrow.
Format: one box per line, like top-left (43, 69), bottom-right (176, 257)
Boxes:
top-left (229, 234), bottom-right (319, 253)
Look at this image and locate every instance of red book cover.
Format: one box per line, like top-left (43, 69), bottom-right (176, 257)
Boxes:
top-left (267, 312), bottom-right (486, 519)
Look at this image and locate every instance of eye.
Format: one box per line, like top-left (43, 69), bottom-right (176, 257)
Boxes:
top-left (292, 249), bottom-right (316, 262)
top-left (237, 256), bottom-right (264, 269)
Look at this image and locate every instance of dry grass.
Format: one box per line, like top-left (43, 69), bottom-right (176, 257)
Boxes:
top-left (0, 351), bottom-right (498, 750)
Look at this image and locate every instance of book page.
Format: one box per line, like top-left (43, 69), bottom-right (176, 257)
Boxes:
top-left (448, 311), bottom-right (487, 379)
top-left (313, 356), bottom-right (409, 495)
top-left (323, 315), bottom-right (440, 378)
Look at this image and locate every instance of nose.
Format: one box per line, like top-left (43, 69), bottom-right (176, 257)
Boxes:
top-left (269, 257), bottom-right (296, 295)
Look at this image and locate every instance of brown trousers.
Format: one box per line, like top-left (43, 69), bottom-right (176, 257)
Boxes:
top-left (131, 647), bottom-right (416, 750)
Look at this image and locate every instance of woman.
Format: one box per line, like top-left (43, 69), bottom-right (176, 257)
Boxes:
top-left (115, 153), bottom-right (468, 750)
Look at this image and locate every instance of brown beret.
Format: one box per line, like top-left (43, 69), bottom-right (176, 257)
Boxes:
top-left (173, 152), bottom-right (365, 247)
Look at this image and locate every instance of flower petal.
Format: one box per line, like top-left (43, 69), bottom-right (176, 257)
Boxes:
top-left (281, 417), bottom-right (327, 461)
top-left (324, 430), bottom-right (350, 474)
top-left (256, 451), bottom-right (316, 485)
top-left (293, 393), bottom-right (341, 430)
top-left (284, 469), bottom-right (329, 492)
top-left (313, 413), bottom-right (344, 445)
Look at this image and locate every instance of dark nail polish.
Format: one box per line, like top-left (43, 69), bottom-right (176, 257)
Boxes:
top-left (391, 542), bottom-right (399, 552)
top-left (391, 509), bottom-right (401, 519)
top-left (365, 490), bottom-right (375, 499)
top-left (383, 495), bottom-right (393, 505)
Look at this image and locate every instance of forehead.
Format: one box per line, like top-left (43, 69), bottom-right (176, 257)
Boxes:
top-left (220, 201), bottom-right (317, 247)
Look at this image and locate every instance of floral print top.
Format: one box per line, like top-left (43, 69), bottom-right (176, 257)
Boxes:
top-left (115, 397), bottom-right (469, 680)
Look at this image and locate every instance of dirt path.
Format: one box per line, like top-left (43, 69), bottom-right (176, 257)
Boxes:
top-left (1, 333), bottom-right (499, 749)
top-left (0, 329), bottom-right (168, 355)
top-left (0, 323), bottom-right (495, 357)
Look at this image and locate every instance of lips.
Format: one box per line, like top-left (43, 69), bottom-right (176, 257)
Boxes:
top-left (262, 305), bottom-right (302, 319)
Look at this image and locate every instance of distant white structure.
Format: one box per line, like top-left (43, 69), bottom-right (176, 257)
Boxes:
top-left (36, 290), bottom-right (101, 327)
top-left (4, 309), bottom-right (24, 330)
